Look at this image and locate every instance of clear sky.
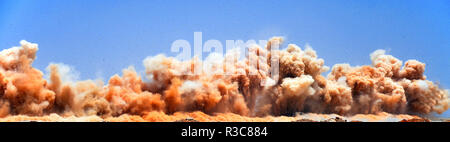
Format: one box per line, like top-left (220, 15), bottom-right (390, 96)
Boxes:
top-left (0, 0), bottom-right (449, 117)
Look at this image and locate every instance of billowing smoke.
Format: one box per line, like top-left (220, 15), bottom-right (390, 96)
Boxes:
top-left (0, 39), bottom-right (447, 121)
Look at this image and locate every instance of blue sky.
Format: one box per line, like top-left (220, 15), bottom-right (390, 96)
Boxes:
top-left (0, 0), bottom-right (449, 117)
